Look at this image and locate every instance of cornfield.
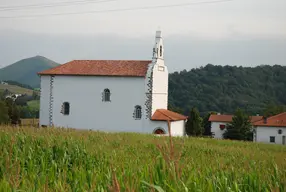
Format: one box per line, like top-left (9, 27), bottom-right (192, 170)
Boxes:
top-left (0, 126), bottom-right (285, 191)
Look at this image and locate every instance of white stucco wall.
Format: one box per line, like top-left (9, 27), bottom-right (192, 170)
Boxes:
top-left (254, 126), bottom-right (286, 145)
top-left (39, 75), bottom-right (171, 134)
top-left (211, 122), bottom-right (228, 139)
top-left (39, 75), bottom-right (51, 126)
top-left (170, 120), bottom-right (186, 136)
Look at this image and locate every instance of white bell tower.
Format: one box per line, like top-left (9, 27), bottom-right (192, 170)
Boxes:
top-left (144, 30), bottom-right (168, 118)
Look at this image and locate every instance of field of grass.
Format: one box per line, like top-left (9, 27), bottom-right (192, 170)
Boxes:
top-left (0, 126), bottom-right (285, 191)
top-left (0, 84), bottom-right (33, 95)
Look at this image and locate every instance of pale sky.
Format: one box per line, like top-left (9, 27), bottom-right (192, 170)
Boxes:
top-left (0, 0), bottom-right (285, 72)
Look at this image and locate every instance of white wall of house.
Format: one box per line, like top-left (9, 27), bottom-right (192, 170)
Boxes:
top-left (39, 75), bottom-right (51, 126)
top-left (254, 126), bottom-right (286, 145)
top-left (211, 122), bottom-right (228, 139)
top-left (170, 120), bottom-right (186, 136)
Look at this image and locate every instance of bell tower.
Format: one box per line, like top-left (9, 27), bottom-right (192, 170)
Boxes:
top-left (144, 30), bottom-right (168, 119)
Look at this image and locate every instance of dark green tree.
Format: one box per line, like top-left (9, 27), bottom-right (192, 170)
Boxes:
top-left (223, 108), bottom-right (252, 141)
top-left (263, 104), bottom-right (286, 117)
top-left (202, 111), bottom-right (217, 136)
top-left (5, 98), bottom-right (20, 125)
top-left (168, 103), bottom-right (184, 114)
top-left (185, 107), bottom-right (203, 136)
top-left (0, 101), bottom-right (9, 124)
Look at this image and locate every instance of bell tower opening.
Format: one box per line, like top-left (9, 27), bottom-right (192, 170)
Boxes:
top-left (152, 30), bottom-right (164, 62)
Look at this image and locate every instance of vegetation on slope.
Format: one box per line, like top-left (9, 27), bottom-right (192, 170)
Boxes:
top-left (0, 56), bottom-right (59, 88)
top-left (0, 126), bottom-right (285, 191)
top-left (0, 84), bottom-right (34, 96)
top-left (169, 64), bottom-right (286, 116)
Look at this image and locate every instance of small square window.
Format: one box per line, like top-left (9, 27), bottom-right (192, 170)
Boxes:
top-left (158, 66), bottom-right (165, 71)
top-left (270, 136), bottom-right (275, 143)
top-left (219, 124), bottom-right (226, 130)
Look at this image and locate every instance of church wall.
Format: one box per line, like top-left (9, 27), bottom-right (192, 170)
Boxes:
top-left (50, 75), bottom-right (156, 132)
top-left (39, 75), bottom-right (51, 126)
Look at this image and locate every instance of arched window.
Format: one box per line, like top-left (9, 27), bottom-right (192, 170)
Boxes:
top-left (61, 102), bottom-right (70, 115)
top-left (103, 89), bottom-right (111, 102)
top-left (153, 128), bottom-right (166, 135)
top-left (134, 105), bottom-right (142, 119)
top-left (160, 45), bottom-right (162, 57)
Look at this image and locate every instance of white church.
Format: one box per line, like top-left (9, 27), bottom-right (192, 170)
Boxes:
top-left (38, 30), bottom-right (188, 136)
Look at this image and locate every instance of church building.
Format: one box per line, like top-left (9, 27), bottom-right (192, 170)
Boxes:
top-left (38, 31), bottom-right (188, 136)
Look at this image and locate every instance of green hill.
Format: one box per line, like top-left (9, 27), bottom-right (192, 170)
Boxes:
top-left (0, 56), bottom-right (59, 88)
top-left (168, 64), bottom-right (286, 116)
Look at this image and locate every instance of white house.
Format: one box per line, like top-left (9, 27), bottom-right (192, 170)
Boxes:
top-left (0, 81), bottom-right (8, 85)
top-left (253, 112), bottom-right (286, 145)
top-left (209, 114), bottom-right (263, 139)
top-left (37, 30), bottom-right (188, 136)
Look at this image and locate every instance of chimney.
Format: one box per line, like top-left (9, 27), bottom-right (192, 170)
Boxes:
top-left (263, 116), bottom-right (267, 124)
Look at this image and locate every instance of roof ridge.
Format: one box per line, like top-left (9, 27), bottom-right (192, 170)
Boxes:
top-left (264, 112), bottom-right (286, 120)
top-left (253, 112), bottom-right (286, 125)
top-left (37, 60), bottom-right (152, 76)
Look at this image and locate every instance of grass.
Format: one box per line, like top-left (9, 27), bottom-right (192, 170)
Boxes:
top-left (0, 126), bottom-right (285, 191)
top-left (0, 84), bottom-right (34, 95)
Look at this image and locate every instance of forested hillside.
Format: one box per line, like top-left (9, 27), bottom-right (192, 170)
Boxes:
top-left (168, 64), bottom-right (286, 115)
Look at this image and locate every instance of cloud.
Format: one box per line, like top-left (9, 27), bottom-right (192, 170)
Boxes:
top-left (0, 30), bottom-right (285, 72)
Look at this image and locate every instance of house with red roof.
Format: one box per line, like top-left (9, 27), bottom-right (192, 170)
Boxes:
top-left (37, 31), bottom-right (188, 136)
top-left (208, 113), bottom-right (263, 139)
top-left (253, 112), bottom-right (286, 145)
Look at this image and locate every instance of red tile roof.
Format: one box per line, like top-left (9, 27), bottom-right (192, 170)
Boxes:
top-left (209, 114), bottom-right (233, 122)
top-left (38, 60), bottom-right (152, 77)
top-left (151, 109), bottom-right (188, 121)
top-left (209, 114), bottom-right (263, 123)
top-left (253, 112), bottom-right (286, 127)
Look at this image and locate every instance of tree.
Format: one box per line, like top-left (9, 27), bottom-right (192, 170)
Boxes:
top-left (223, 108), bottom-right (252, 141)
top-left (0, 101), bottom-right (9, 124)
top-left (202, 111), bottom-right (217, 136)
top-left (168, 103), bottom-right (184, 114)
top-left (185, 107), bottom-right (203, 136)
top-left (263, 104), bottom-right (286, 117)
top-left (5, 98), bottom-right (20, 125)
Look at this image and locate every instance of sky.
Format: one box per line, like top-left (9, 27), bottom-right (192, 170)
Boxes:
top-left (0, 0), bottom-right (285, 72)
